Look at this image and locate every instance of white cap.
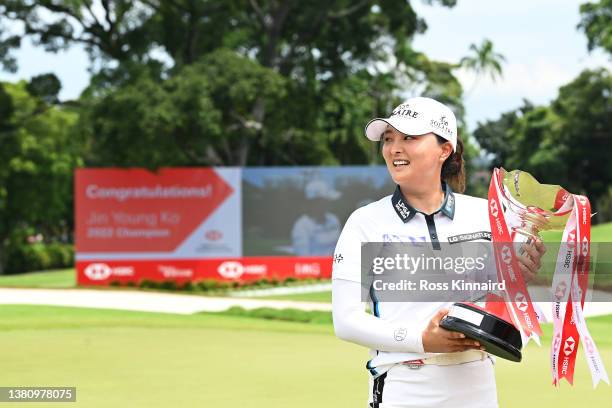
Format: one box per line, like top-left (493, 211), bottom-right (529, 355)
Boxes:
top-left (305, 179), bottom-right (341, 200)
top-left (365, 96), bottom-right (458, 151)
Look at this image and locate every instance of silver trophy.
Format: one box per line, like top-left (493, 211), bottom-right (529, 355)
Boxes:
top-left (441, 168), bottom-right (573, 362)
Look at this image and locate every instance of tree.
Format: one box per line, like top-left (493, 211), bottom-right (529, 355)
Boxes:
top-left (0, 81), bottom-right (82, 273)
top-left (473, 69), bottom-right (612, 220)
top-left (0, 23), bottom-right (20, 73)
top-left (472, 100), bottom-right (535, 169)
top-left (80, 49), bottom-right (287, 168)
top-left (459, 38), bottom-right (506, 95)
top-left (549, 68), bottom-right (612, 208)
top-left (26, 73), bottom-right (62, 104)
top-left (2, 1), bottom-right (465, 166)
top-left (579, 0), bottom-right (612, 55)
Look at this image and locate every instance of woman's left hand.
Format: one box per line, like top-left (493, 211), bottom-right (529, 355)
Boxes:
top-left (517, 239), bottom-right (546, 284)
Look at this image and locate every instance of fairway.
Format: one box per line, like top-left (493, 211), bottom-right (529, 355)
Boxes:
top-left (0, 306), bottom-right (610, 407)
top-left (258, 290), bottom-right (332, 303)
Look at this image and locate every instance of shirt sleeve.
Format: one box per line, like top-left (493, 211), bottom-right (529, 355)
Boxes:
top-left (332, 278), bottom-right (425, 353)
top-left (332, 212), bottom-right (364, 283)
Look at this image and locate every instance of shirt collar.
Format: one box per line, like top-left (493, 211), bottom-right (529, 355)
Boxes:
top-left (391, 182), bottom-right (455, 223)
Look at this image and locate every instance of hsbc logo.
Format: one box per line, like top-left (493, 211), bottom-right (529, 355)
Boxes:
top-left (501, 245), bottom-right (512, 265)
top-left (489, 200), bottom-right (499, 218)
top-left (584, 336), bottom-right (595, 354)
top-left (514, 292), bottom-right (528, 312)
top-left (217, 261), bottom-right (267, 279)
top-left (554, 282), bottom-right (567, 301)
top-left (574, 287), bottom-right (583, 301)
top-left (84, 263), bottom-right (112, 280)
top-left (568, 231), bottom-right (576, 244)
top-left (218, 262), bottom-right (244, 279)
top-left (205, 230), bottom-right (223, 241)
top-left (564, 336), bottom-right (576, 356)
top-left (553, 333), bottom-right (562, 353)
top-left (581, 237), bottom-right (589, 257)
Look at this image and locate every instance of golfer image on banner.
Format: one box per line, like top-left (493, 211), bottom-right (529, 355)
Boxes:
top-left (291, 179), bottom-right (342, 256)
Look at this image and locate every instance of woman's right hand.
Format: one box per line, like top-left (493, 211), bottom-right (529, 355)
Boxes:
top-left (422, 308), bottom-right (485, 353)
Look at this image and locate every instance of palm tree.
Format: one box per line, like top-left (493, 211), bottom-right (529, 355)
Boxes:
top-left (460, 39), bottom-right (506, 96)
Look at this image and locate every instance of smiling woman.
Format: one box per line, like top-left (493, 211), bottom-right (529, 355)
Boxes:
top-left (331, 96), bottom-right (546, 408)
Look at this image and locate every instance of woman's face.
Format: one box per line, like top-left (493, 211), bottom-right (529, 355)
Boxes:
top-left (381, 126), bottom-right (450, 187)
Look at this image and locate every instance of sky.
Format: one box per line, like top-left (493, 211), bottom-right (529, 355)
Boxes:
top-left (0, 0), bottom-right (610, 130)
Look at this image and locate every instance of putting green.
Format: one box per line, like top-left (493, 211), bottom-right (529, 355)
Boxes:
top-left (0, 306), bottom-right (610, 407)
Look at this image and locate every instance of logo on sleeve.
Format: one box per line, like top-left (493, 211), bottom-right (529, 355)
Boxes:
top-left (394, 328), bottom-right (407, 341)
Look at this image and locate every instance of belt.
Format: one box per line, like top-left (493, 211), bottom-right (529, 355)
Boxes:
top-left (402, 350), bottom-right (487, 368)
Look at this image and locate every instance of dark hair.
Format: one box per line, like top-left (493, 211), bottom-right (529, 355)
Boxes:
top-left (436, 135), bottom-right (466, 193)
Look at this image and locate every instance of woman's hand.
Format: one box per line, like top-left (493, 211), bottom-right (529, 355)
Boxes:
top-left (422, 308), bottom-right (484, 353)
top-left (517, 239), bottom-right (546, 284)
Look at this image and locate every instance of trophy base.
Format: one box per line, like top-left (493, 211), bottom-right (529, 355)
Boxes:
top-left (440, 303), bottom-right (523, 362)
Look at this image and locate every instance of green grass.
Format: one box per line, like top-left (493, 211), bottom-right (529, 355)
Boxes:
top-left (258, 290), bottom-right (332, 302)
top-left (0, 268), bottom-right (75, 288)
top-left (0, 305), bottom-right (362, 408)
top-left (540, 220), bottom-right (612, 242)
top-left (0, 305), bottom-right (610, 407)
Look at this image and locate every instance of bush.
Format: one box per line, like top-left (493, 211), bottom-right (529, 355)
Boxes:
top-left (46, 243), bottom-right (75, 268)
top-left (159, 280), bottom-right (177, 291)
top-left (139, 279), bottom-right (156, 289)
top-left (595, 186), bottom-right (612, 225)
top-left (216, 306), bottom-right (332, 324)
top-left (4, 242), bottom-right (74, 274)
top-left (195, 279), bottom-right (218, 292)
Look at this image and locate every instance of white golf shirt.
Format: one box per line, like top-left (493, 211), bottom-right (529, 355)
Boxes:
top-left (332, 183), bottom-right (493, 378)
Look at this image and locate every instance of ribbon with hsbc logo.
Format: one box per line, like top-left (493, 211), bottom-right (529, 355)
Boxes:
top-left (441, 168), bottom-right (609, 387)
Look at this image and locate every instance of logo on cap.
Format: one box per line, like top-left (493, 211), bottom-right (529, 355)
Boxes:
top-left (392, 103), bottom-right (419, 119)
top-left (430, 115), bottom-right (453, 137)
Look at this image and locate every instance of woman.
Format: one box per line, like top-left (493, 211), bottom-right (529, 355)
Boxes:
top-left (331, 96), bottom-right (545, 408)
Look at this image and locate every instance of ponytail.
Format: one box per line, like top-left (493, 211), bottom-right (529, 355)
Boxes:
top-left (437, 135), bottom-right (466, 193)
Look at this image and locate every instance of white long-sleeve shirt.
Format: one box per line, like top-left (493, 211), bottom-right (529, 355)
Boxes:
top-left (332, 184), bottom-right (495, 377)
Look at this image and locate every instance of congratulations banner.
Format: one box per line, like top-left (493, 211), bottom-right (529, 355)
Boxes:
top-left (75, 166), bottom-right (393, 285)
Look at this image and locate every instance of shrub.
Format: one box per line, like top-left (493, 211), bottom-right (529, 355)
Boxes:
top-left (4, 242), bottom-right (74, 274)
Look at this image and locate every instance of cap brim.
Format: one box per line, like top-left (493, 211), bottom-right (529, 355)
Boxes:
top-left (364, 117), bottom-right (432, 141)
